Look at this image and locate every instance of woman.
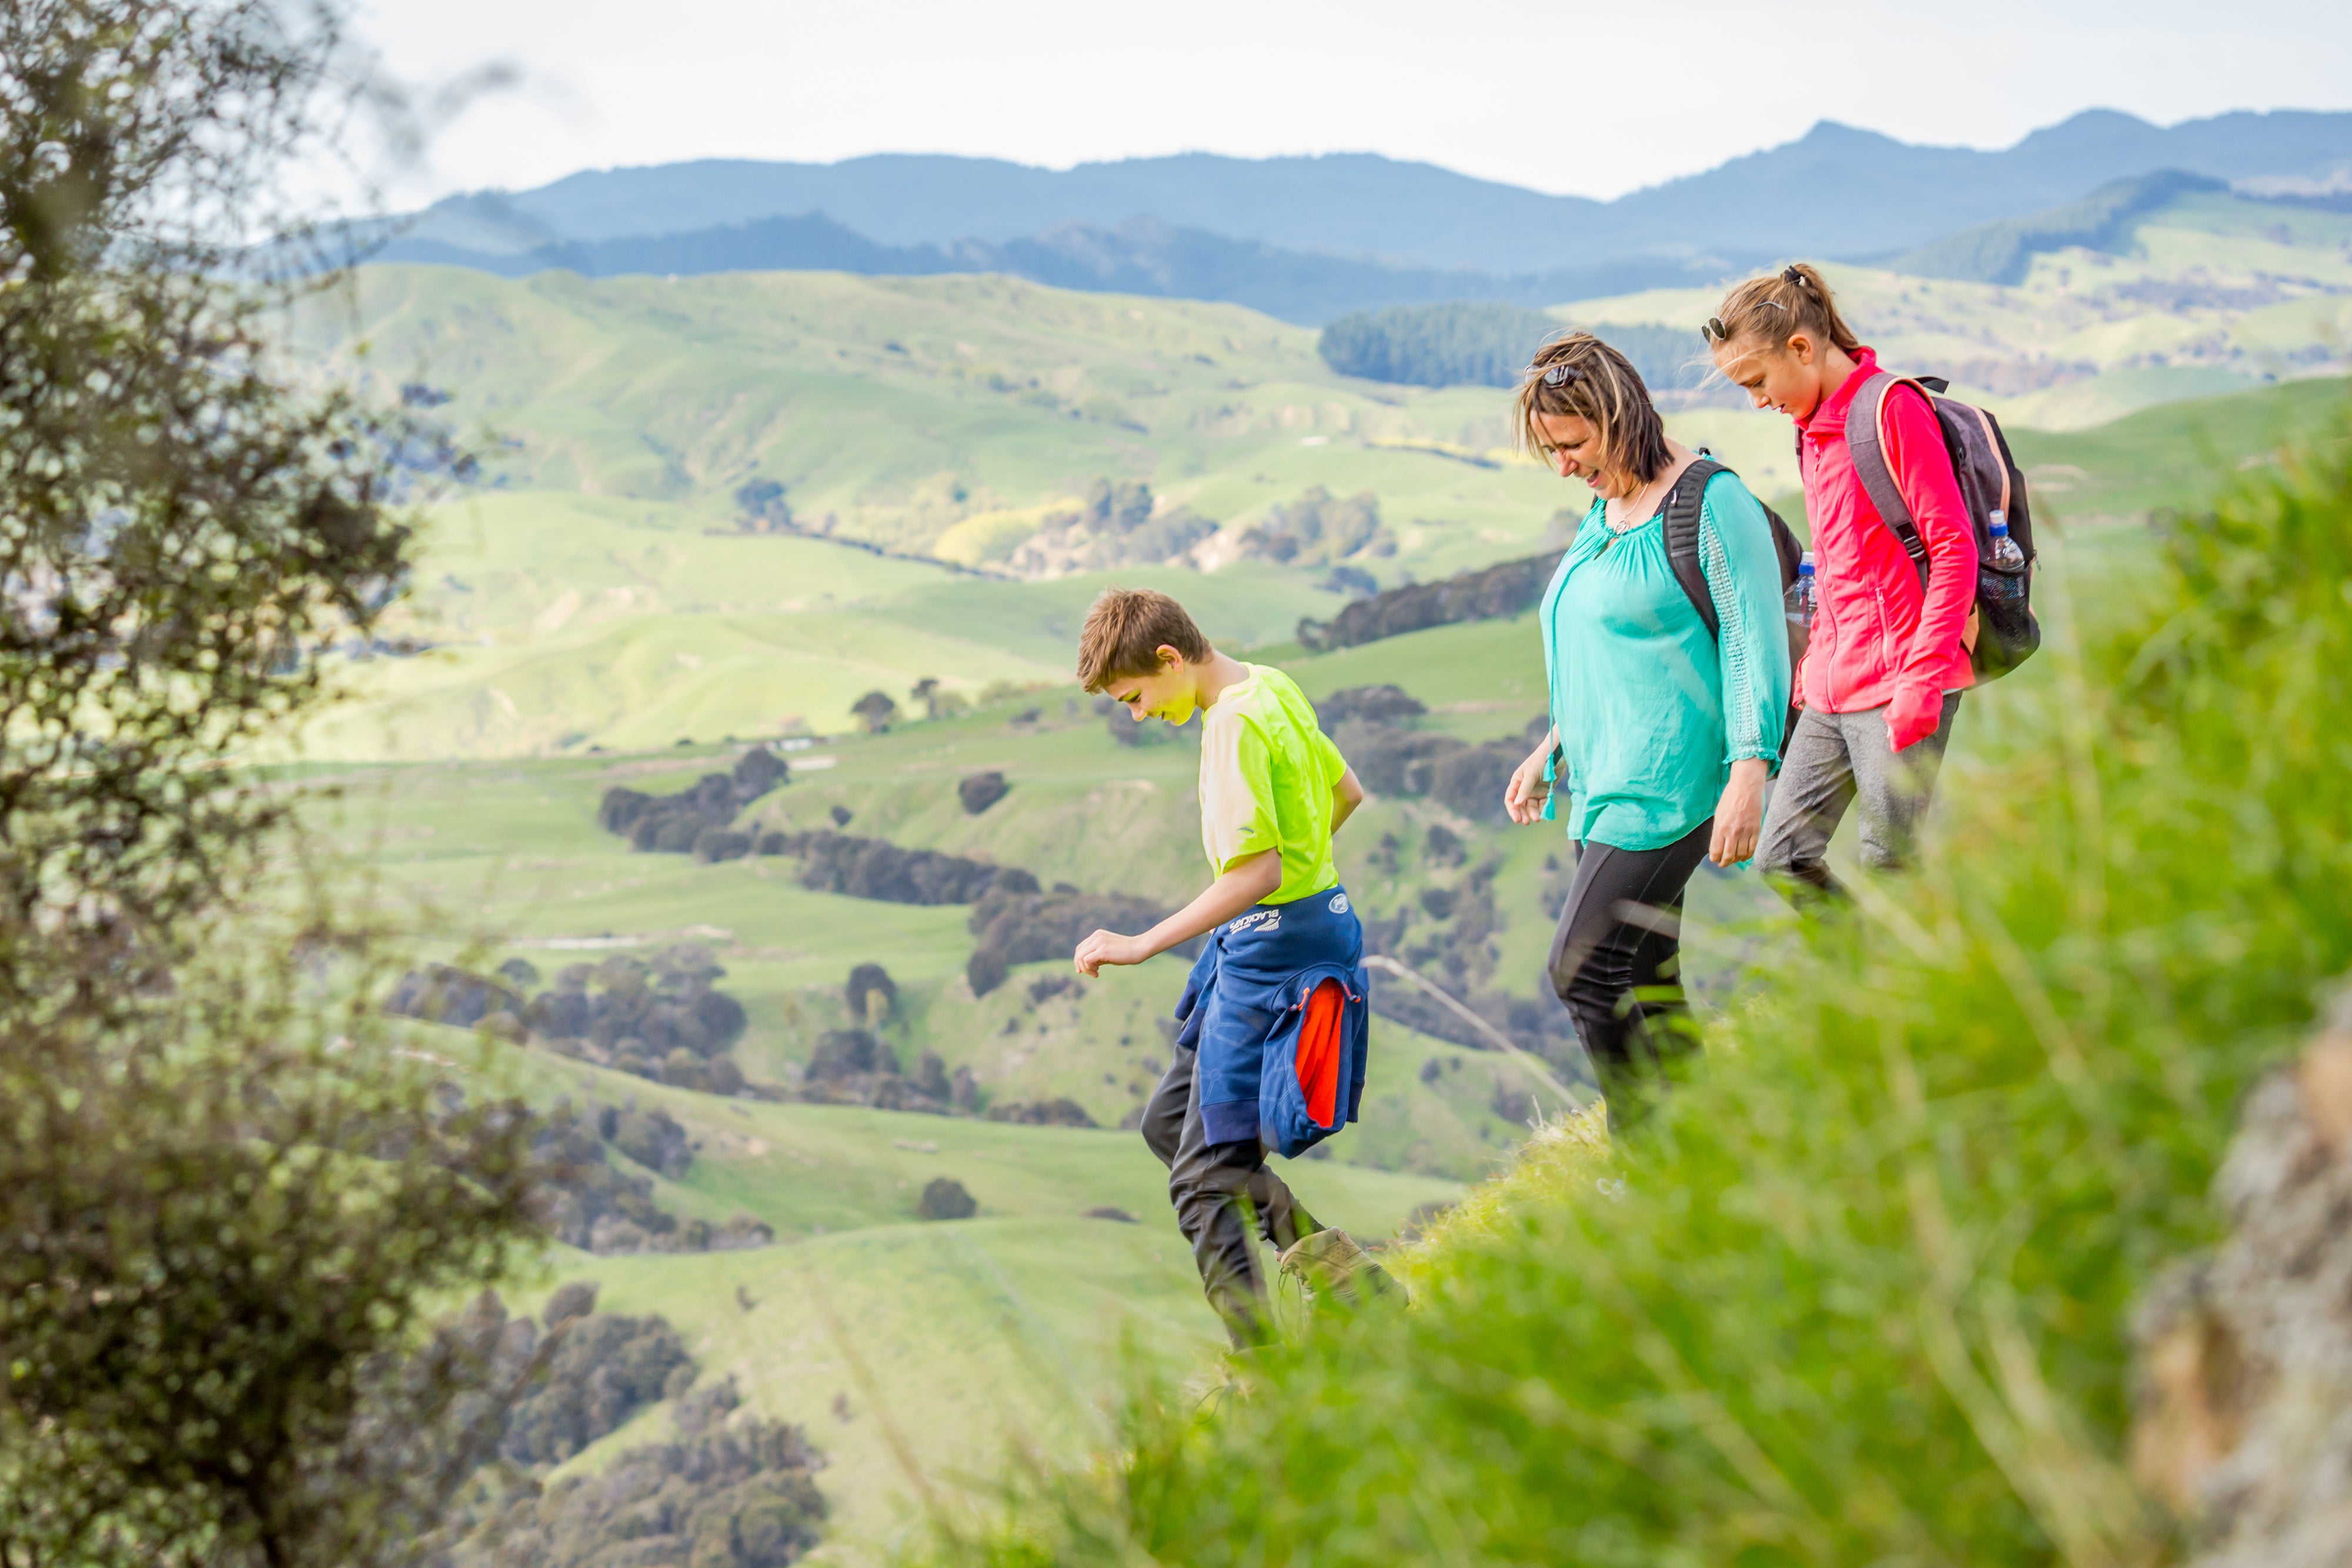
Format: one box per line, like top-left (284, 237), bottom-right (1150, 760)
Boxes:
top-left (1703, 264), bottom-right (1977, 900)
top-left (1502, 333), bottom-right (1791, 1118)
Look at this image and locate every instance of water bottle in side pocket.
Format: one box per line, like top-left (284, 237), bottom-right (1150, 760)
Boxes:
top-left (1786, 551), bottom-right (1816, 628)
top-left (1983, 513), bottom-right (2027, 603)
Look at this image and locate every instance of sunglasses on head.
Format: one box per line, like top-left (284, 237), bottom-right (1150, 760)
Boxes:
top-left (1702, 298), bottom-right (1788, 343)
top-left (1534, 362), bottom-right (1583, 387)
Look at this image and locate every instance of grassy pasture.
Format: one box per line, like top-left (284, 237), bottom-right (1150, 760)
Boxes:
top-left (439, 1032), bottom-right (1456, 1556)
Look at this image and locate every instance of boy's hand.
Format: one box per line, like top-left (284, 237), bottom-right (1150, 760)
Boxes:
top-left (1074, 929), bottom-right (1148, 977)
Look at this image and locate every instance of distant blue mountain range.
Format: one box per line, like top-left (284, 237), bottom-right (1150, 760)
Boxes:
top-left (372, 108), bottom-right (2352, 322)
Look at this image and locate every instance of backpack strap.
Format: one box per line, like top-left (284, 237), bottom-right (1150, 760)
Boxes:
top-left (1660, 457), bottom-right (1728, 640)
top-left (1845, 372), bottom-right (1932, 585)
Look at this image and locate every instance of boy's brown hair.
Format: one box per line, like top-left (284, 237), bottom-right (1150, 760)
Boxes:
top-left (1075, 587), bottom-right (1211, 691)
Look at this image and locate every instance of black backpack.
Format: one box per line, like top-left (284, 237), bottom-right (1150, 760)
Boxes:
top-left (1842, 373), bottom-right (2041, 681)
top-left (1659, 456), bottom-right (1806, 745)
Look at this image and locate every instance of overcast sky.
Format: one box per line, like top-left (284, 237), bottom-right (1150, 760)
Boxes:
top-left (346, 0), bottom-right (2352, 207)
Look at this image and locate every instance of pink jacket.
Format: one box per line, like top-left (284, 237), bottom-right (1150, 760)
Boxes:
top-left (1793, 347), bottom-right (1978, 716)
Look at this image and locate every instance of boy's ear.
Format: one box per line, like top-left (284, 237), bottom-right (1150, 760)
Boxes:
top-left (1155, 643), bottom-right (1185, 671)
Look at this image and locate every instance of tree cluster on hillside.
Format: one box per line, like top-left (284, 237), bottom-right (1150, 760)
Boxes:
top-left (918, 1177), bottom-right (979, 1219)
top-left (486, 1285), bottom-right (695, 1466)
top-left (598, 747), bottom-right (790, 857)
top-left (799, 1027), bottom-right (961, 1112)
top-left (529, 1098), bottom-right (773, 1254)
top-left (425, 1293), bottom-right (827, 1568)
top-left (0, 4), bottom-right (552, 1562)
top-left (1317, 300), bottom-right (1710, 392)
top-left (386, 945), bottom-right (759, 1096)
top-left (733, 476), bottom-right (794, 533)
top-left (1324, 711), bottom-right (1542, 824)
top-left (1356, 845), bottom-right (1580, 1069)
top-left (385, 962), bottom-right (533, 1038)
top-left (846, 961), bottom-right (899, 1025)
top-left (1317, 301), bottom-right (1566, 387)
top-left (1312, 684), bottom-right (1428, 726)
top-left (985, 1098), bottom-right (1099, 1127)
top-left (1225, 485), bottom-right (1395, 568)
top-left (438, 1401), bottom-right (826, 1568)
top-left (965, 886), bottom-right (1182, 997)
top-left (1003, 477), bottom-right (1217, 577)
top-left (770, 828), bottom-right (1040, 905)
top-left (1309, 695), bottom-right (1581, 1065)
top-left (1297, 553), bottom-right (1552, 652)
top-left (959, 770), bottom-right (1011, 813)
top-left (527, 947), bottom-right (751, 1090)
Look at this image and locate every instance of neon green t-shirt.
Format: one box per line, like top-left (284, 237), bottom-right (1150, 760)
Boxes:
top-left (1197, 664), bottom-right (1348, 905)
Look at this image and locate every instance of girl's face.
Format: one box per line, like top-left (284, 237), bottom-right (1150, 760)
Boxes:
top-left (1712, 331), bottom-right (1829, 421)
top-left (1529, 412), bottom-right (1632, 499)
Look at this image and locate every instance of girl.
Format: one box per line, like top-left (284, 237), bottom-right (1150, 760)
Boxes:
top-left (1502, 334), bottom-right (1790, 1119)
top-left (1704, 265), bottom-right (1976, 901)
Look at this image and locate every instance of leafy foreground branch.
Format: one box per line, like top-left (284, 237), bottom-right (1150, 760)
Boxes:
top-left (0, 4), bottom-right (554, 1564)
top-left (908, 426), bottom-right (2352, 1566)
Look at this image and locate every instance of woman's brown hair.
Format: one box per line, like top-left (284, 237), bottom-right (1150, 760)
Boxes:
top-left (1513, 331), bottom-right (1670, 486)
top-left (1703, 262), bottom-right (1863, 360)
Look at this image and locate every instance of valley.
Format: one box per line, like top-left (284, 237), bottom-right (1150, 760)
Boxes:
top-left (288, 232), bottom-right (2347, 1562)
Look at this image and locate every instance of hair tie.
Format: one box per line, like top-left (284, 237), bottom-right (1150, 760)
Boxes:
top-left (1780, 265), bottom-right (1810, 290)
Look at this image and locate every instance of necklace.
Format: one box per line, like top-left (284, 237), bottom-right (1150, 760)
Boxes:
top-left (1605, 473), bottom-right (1665, 533)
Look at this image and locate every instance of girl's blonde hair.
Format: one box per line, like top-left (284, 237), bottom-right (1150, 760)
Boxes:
top-left (1513, 331), bottom-right (1669, 486)
top-left (1703, 262), bottom-right (1862, 360)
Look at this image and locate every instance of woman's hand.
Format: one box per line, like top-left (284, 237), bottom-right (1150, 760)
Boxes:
top-left (1074, 929), bottom-right (1148, 977)
top-left (1504, 735), bottom-right (1557, 826)
top-left (1708, 758), bottom-right (1770, 867)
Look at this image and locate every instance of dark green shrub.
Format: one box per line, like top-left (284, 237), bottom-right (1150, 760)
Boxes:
top-left (919, 1178), bottom-right (978, 1221)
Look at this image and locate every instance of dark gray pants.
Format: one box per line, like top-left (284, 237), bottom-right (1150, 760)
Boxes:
top-left (1758, 693), bottom-right (1963, 902)
top-left (1140, 1044), bottom-right (1320, 1346)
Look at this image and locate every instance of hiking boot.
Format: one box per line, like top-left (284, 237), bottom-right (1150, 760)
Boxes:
top-left (1277, 1228), bottom-right (1406, 1309)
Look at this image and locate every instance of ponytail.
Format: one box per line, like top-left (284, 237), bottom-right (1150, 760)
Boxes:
top-left (1704, 263), bottom-right (1862, 359)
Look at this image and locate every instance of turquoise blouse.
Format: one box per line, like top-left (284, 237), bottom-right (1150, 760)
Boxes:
top-left (1539, 468), bottom-right (1793, 851)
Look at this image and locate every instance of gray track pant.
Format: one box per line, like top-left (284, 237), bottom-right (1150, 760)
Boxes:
top-left (1758, 693), bottom-right (1963, 902)
top-left (1140, 1042), bottom-right (1321, 1346)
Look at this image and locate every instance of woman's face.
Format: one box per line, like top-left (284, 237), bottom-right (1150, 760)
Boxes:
top-left (1530, 412), bottom-right (1629, 499)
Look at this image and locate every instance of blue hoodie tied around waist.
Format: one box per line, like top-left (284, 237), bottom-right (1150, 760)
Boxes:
top-left (1173, 884), bottom-right (1371, 1157)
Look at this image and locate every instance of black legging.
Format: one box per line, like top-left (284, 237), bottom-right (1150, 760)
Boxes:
top-left (1545, 819), bottom-right (1712, 1118)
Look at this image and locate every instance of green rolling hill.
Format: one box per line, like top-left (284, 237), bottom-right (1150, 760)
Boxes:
top-left (281, 254), bottom-right (2347, 1562)
top-left (1566, 186), bottom-right (2352, 430)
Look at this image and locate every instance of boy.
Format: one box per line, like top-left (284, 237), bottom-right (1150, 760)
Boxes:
top-left (1070, 587), bottom-right (1397, 1345)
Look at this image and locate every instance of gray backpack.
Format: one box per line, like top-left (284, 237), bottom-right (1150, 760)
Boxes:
top-left (1844, 373), bottom-right (2041, 681)
top-left (1659, 456), bottom-right (1805, 748)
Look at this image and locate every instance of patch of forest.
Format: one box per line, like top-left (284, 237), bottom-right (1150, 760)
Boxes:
top-left (1295, 554), bottom-right (1552, 653)
top-left (425, 1283), bottom-right (827, 1567)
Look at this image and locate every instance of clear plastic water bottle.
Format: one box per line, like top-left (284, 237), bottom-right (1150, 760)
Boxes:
top-left (1786, 552), bottom-right (1816, 628)
top-left (1984, 512), bottom-right (2027, 603)
top-left (1987, 512), bottom-right (2026, 571)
